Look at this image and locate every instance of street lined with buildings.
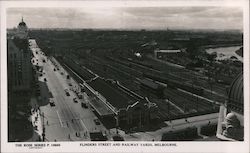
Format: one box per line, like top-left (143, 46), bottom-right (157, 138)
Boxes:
top-left (30, 39), bottom-right (109, 141)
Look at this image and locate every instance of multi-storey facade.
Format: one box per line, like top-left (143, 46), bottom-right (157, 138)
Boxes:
top-left (8, 18), bottom-right (32, 93)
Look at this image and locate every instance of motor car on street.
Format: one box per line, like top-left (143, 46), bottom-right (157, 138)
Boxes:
top-left (73, 98), bottom-right (78, 103)
top-left (81, 102), bottom-right (88, 108)
top-left (49, 99), bottom-right (55, 107)
top-left (94, 118), bottom-right (100, 125)
top-left (64, 89), bottom-right (70, 96)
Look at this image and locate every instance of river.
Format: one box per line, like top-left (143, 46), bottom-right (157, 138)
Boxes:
top-left (205, 46), bottom-right (243, 62)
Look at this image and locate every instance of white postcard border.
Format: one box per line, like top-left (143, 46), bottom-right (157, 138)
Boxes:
top-left (1, 0), bottom-right (249, 153)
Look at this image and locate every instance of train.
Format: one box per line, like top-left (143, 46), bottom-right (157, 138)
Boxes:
top-left (143, 72), bottom-right (204, 96)
top-left (138, 78), bottom-right (165, 99)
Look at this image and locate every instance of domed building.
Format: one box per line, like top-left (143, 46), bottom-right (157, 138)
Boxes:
top-left (7, 17), bottom-right (33, 141)
top-left (15, 17), bottom-right (28, 39)
top-left (227, 73), bottom-right (243, 115)
top-left (8, 17), bottom-right (31, 92)
top-left (216, 72), bottom-right (244, 141)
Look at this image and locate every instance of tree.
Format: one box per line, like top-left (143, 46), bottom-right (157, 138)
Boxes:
top-left (186, 40), bottom-right (199, 60)
top-left (207, 52), bottom-right (217, 62)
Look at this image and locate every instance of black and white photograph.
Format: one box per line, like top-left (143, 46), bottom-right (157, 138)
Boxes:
top-left (1, 0), bottom-right (249, 153)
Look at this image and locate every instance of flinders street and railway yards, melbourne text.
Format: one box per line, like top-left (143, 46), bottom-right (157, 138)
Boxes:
top-left (79, 142), bottom-right (177, 147)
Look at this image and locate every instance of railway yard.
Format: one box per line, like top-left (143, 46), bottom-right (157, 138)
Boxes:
top-left (56, 52), bottom-right (219, 123)
top-left (30, 29), bottom-right (243, 131)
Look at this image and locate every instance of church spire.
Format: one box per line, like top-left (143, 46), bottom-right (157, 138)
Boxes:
top-left (21, 16), bottom-right (23, 22)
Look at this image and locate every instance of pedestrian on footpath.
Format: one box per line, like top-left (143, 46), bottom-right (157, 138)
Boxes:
top-left (68, 134), bottom-right (71, 139)
top-left (47, 121), bottom-right (49, 125)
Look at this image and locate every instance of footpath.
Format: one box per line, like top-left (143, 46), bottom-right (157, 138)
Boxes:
top-left (25, 97), bottom-right (43, 142)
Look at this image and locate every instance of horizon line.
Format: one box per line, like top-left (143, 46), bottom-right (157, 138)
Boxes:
top-left (7, 27), bottom-right (243, 32)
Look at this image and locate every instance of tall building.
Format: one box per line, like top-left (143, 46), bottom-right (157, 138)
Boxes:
top-left (8, 17), bottom-right (32, 92)
top-left (7, 18), bottom-right (33, 141)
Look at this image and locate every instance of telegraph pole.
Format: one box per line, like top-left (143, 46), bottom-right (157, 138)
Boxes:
top-left (41, 112), bottom-right (45, 141)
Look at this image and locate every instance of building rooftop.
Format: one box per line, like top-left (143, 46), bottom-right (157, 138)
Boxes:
top-left (18, 17), bottom-right (27, 27)
top-left (61, 57), bottom-right (95, 81)
top-left (227, 72), bottom-right (243, 114)
top-left (88, 97), bottom-right (114, 116)
top-left (78, 67), bottom-right (96, 80)
top-left (18, 21), bottom-right (26, 27)
top-left (88, 78), bottom-right (138, 109)
top-left (155, 49), bottom-right (181, 53)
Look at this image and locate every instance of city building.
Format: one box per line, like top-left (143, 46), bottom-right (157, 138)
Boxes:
top-left (154, 48), bottom-right (181, 59)
top-left (84, 77), bottom-right (159, 129)
top-left (7, 18), bottom-right (33, 141)
top-left (216, 72), bottom-right (244, 141)
top-left (8, 17), bottom-right (32, 92)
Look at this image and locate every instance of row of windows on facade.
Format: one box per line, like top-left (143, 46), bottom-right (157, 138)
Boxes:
top-left (8, 60), bottom-right (24, 86)
top-left (9, 73), bottom-right (23, 86)
top-left (11, 70), bottom-right (23, 83)
top-left (9, 52), bottom-right (29, 59)
top-left (9, 53), bottom-right (17, 59)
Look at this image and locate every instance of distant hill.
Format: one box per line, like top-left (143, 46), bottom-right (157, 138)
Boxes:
top-left (236, 47), bottom-right (243, 57)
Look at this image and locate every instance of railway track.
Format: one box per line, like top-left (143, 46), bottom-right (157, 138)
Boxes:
top-left (59, 54), bottom-right (219, 122)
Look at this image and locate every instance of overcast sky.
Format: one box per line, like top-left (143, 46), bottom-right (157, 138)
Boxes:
top-left (7, 7), bottom-right (243, 30)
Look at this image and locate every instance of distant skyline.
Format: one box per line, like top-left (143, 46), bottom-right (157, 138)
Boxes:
top-left (7, 7), bottom-right (243, 30)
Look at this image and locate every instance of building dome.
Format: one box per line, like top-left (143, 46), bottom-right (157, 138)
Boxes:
top-left (225, 113), bottom-right (240, 126)
top-left (18, 21), bottom-right (26, 27)
top-left (227, 72), bottom-right (243, 114)
top-left (16, 17), bottom-right (28, 39)
top-left (18, 17), bottom-right (27, 27)
top-left (222, 111), bottom-right (243, 140)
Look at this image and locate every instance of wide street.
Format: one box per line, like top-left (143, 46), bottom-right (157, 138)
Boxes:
top-left (29, 39), bottom-right (108, 141)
